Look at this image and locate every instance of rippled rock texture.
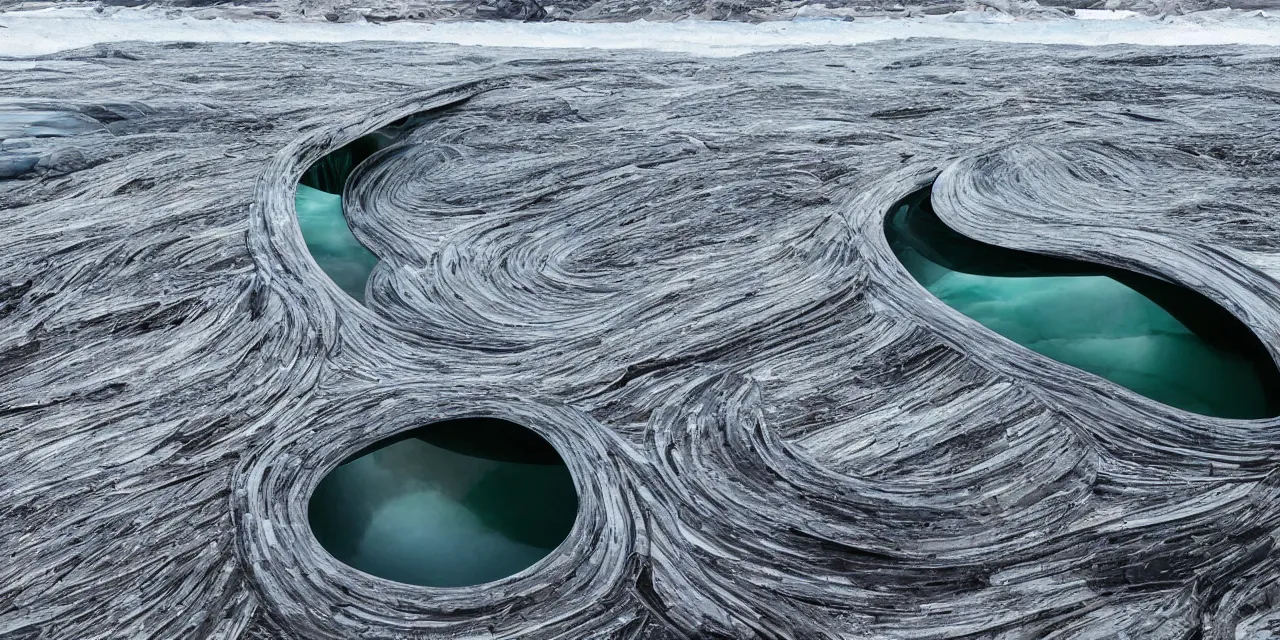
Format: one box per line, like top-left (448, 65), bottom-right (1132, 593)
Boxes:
top-left (3, 40), bottom-right (1280, 639)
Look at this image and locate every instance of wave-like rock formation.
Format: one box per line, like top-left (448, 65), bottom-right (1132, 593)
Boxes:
top-left (3, 40), bottom-right (1280, 639)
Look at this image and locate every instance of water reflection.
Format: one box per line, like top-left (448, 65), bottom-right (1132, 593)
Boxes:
top-left (308, 418), bottom-right (579, 587)
top-left (294, 120), bottom-right (414, 302)
top-left (885, 186), bottom-right (1280, 419)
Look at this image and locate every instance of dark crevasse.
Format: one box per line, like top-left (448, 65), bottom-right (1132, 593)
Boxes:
top-left (294, 119), bottom-right (419, 302)
top-left (308, 418), bottom-right (579, 588)
top-left (885, 186), bottom-right (1280, 420)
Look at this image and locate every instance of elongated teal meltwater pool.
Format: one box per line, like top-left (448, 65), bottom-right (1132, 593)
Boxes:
top-left (885, 187), bottom-right (1280, 419)
top-left (308, 418), bottom-right (579, 587)
top-left (294, 124), bottom-right (406, 302)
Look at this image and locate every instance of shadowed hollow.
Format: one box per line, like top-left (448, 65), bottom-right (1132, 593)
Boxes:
top-left (308, 418), bottom-right (579, 587)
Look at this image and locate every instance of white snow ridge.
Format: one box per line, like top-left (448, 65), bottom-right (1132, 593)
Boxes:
top-left (1, 6), bottom-right (1279, 57)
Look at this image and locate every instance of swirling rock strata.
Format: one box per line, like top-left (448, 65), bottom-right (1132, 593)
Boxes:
top-left (2, 41), bottom-right (1280, 639)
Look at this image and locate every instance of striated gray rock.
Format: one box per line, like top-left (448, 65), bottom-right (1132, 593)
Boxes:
top-left (2, 39), bottom-right (1280, 639)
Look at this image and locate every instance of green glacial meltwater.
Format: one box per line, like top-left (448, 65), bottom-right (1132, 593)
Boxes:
top-left (294, 121), bottom-right (414, 302)
top-left (885, 187), bottom-right (1280, 420)
top-left (295, 184), bottom-right (378, 301)
top-left (308, 418), bottom-right (579, 587)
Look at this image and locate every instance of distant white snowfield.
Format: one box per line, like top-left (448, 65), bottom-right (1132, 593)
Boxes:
top-left (0, 6), bottom-right (1278, 57)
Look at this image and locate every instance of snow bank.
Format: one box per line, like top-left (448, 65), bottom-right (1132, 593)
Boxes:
top-left (0, 6), bottom-right (1277, 57)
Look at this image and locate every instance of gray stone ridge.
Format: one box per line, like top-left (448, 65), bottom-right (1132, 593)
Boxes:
top-left (1, 0), bottom-right (1278, 22)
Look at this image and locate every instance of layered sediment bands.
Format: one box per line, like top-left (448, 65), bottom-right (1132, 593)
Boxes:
top-left (4, 41), bottom-right (1280, 639)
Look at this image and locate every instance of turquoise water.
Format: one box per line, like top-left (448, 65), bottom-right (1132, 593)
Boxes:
top-left (295, 184), bottom-right (379, 302)
top-left (308, 418), bottom-right (579, 587)
top-left (294, 130), bottom-right (400, 302)
top-left (885, 187), bottom-right (1279, 419)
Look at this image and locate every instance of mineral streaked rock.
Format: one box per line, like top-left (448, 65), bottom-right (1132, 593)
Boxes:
top-left (1, 40), bottom-right (1280, 639)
